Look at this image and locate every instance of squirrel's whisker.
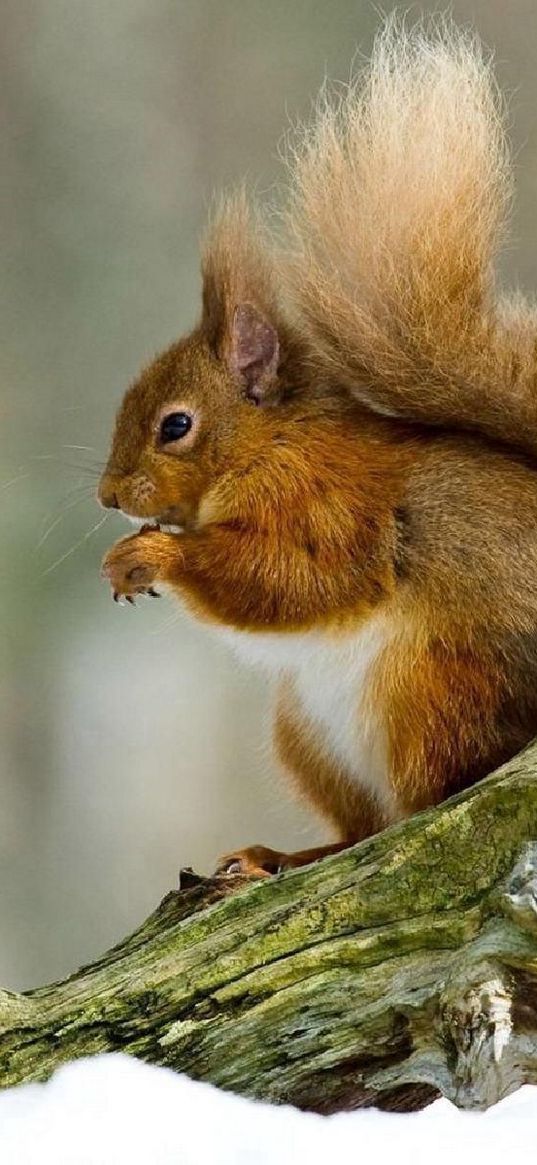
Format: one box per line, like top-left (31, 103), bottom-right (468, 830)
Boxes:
top-left (62, 464), bottom-right (102, 477)
top-left (28, 451), bottom-right (105, 475)
top-left (36, 489), bottom-right (97, 551)
top-left (62, 444), bottom-right (97, 453)
top-left (41, 511), bottom-right (109, 578)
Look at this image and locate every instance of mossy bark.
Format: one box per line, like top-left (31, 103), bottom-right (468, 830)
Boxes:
top-left (3, 744), bottom-right (537, 1111)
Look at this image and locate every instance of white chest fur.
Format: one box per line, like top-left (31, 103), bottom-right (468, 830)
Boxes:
top-left (219, 616), bottom-right (397, 817)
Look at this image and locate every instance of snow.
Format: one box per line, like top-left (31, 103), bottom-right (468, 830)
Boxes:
top-left (0, 1054), bottom-right (535, 1165)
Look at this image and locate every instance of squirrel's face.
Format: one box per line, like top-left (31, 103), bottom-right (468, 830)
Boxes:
top-left (97, 289), bottom-right (289, 529)
top-left (98, 200), bottom-right (302, 528)
top-left (98, 330), bottom-right (264, 530)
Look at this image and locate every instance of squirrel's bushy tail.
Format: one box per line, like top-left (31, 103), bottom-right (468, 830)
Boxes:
top-left (284, 17), bottom-right (537, 455)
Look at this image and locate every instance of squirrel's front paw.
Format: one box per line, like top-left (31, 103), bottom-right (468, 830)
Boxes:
top-left (101, 526), bottom-right (179, 604)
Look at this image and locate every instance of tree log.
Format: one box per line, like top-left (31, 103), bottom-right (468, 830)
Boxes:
top-left (3, 744), bottom-right (537, 1112)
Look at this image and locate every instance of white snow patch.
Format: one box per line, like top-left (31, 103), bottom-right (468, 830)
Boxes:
top-left (0, 1053), bottom-right (536, 1165)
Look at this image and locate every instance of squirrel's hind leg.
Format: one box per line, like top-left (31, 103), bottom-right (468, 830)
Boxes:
top-left (214, 692), bottom-right (388, 879)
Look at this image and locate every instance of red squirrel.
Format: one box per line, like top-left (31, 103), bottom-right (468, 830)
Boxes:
top-left (99, 21), bottom-right (537, 877)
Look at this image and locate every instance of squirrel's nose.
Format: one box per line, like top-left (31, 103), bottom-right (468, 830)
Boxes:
top-left (103, 492), bottom-right (119, 509)
top-left (98, 475), bottom-right (121, 510)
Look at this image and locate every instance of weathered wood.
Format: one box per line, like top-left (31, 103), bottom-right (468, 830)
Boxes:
top-left (3, 743), bottom-right (537, 1111)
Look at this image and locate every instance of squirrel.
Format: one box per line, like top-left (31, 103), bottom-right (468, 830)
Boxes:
top-left (99, 20), bottom-right (537, 877)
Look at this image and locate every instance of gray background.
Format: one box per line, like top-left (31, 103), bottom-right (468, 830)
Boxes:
top-left (2, 0), bottom-right (537, 989)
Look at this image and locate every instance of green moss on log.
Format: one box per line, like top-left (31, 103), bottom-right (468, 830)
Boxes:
top-left (2, 744), bottom-right (537, 1111)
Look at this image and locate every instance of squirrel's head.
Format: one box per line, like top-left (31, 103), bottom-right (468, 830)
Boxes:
top-left (98, 196), bottom-right (303, 530)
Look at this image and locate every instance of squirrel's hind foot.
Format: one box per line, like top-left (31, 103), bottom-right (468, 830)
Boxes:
top-left (215, 842), bottom-right (349, 879)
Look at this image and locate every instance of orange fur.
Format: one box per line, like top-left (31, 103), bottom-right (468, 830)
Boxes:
top-left (101, 384), bottom-right (405, 630)
top-left (283, 16), bottom-right (537, 458)
top-left (376, 639), bottom-right (508, 812)
top-left (274, 680), bottom-right (386, 840)
top-left (100, 20), bottom-right (537, 878)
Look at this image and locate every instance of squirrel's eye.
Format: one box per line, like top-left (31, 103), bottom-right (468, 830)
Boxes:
top-left (159, 412), bottom-right (193, 444)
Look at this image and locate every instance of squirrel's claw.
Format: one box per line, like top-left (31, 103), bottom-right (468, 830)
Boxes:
top-left (112, 591), bottom-right (136, 605)
top-left (214, 845), bottom-right (286, 879)
top-left (112, 586), bottom-right (159, 603)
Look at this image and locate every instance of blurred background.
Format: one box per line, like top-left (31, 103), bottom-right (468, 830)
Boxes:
top-left (2, 0), bottom-right (537, 989)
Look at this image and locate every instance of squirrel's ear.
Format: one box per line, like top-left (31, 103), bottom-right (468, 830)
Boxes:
top-left (229, 304), bottom-right (279, 404)
top-left (201, 194), bottom-right (282, 404)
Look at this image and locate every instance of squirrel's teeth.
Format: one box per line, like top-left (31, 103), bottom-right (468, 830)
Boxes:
top-left (122, 515), bottom-right (184, 535)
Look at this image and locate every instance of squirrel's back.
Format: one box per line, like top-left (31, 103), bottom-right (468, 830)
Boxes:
top-left (281, 16), bottom-right (537, 459)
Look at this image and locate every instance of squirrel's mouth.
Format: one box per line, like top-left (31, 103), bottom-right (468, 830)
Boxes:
top-left (124, 513), bottom-right (185, 535)
top-left (108, 493), bottom-right (193, 534)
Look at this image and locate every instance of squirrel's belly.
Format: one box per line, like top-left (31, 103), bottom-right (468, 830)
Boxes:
top-left (291, 622), bottom-right (397, 818)
top-left (219, 615), bottom-right (398, 817)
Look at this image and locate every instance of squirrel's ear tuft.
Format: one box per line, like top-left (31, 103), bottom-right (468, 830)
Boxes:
top-left (201, 193), bottom-right (282, 403)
